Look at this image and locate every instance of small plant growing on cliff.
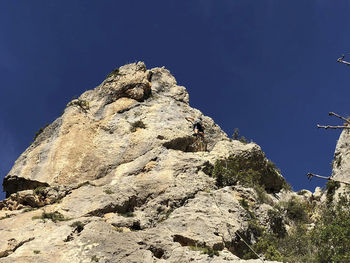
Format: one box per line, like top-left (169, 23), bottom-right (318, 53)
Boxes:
top-left (312, 193), bottom-right (350, 263)
top-left (212, 155), bottom-right (286, 196)
top-left (268, 209), bottom-right (287, 238)
top-left (68, 99), bottom-right (90, 112)
top-left (130, 120), bottom-right (146, 132)
top-left (254, 184), bottom-right (273, 205)
top-left (33, 186), bottom-right (47, 196)
top-left (325, 180), bottom-right (341, 203)
top-left (33, 124), bottom-right (49, 141)
top-left (284, 197), bottom-right (309, 223)
top-left (239, 199), bottom-right (250, 210)
top-left (104, 189), bottom-right (114, 195)
top-left (107, 67), bottom-right (120, 78)
top-left (32, 211), bottom-right (71, 222)
top-left (113, 226), bottom-right (123, 232)
top-left (91, 255), bottom-right (100, 262)
top-left (33, 250), bottom-right (40, 254)
top-left (22, 208), bottom-right (36, 213)
top-left (232, 128), bottom-right (248, 144)
top-left (188, 246), bottom-right (219, 257)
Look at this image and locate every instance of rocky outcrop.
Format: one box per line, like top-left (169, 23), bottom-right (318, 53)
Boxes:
top-left (0, 62), bottom-right (286, 263)
top-left (332, 129), bottom-right (350, 183)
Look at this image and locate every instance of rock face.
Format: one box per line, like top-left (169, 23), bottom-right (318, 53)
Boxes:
top-left (0, 62), bottom-right (285, 263)
top-left (332, 129), bottom-right (350, 183)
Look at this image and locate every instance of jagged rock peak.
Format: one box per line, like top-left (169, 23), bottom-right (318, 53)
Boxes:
top-left (3, 62), bottom-right (229, 196)
top-left (0, 62), bottom-right (286, 263)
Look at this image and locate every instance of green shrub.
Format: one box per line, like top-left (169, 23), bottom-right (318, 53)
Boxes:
top-left (212, 157), bottom-right (262, 188)
top-left (32, 211), bottom-right (71, 222)
top-left (312, 194), bottom-right (350, 263)
top-left (188, 246), bottom-right (219, 257)
top-left (268, 209), bottom-right (286, 238)
top-left (33, 250), bottom-right (40, 254)
top-left (22, 208), bottom-right (36, 213)
top-left (231, 128), bottom-right (249, 144)
top-left (248, 219), bottom-right (265, 238)
top-left (114, 226), bottom-right (123, 232)
top-left (104, 189), bottom-right (114, 195)
top-left (278, 224), bottom-right (315, 263)
top-left (325, 180), bottom-right (340, 203)
top-left (239, 136), bottom-right (248, 144)
top-left (68, 99), bottom-right (90, 111)
top-left (285, 197), bottom-right (309, 223)
top-left (242, 233), bottom-right (282, 261)
top-left (243, 194), bottom-right (350, 263)
top-left (33, 124), bottom-right (49, 141)
top-left (107, 67), bottom-right (120, 78)
top-left (239, 199), bottom-right (250, 210)
top-left (232, 128), bottom-right (240, 140)
top-left (130, 120), bottom-right (146, 132)
top-left (239, 198), bottom-right (256, 219)
top-left (212, 155), bottom-right (286, 195)
top-left (33, 186), bottom-right (47, 196)
top-left (243, 223), bottom-right (314, 262)
top-left (254, 184), bottom-right (273, 205)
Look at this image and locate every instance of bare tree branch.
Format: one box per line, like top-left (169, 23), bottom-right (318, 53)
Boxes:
top-left (329, 112), bottom-right (350, 124)
top-left (337, 56), bottom-right (350, 66)
top-left (317, 124), bottom-right (350, 130)
top-left (307, 173), bottom-right (350, 185)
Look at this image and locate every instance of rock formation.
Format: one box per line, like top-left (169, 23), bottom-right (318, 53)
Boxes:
top-left (0, 62), bottom-right (290, 262)
top-left (332, 129), bottom-right (350, 183)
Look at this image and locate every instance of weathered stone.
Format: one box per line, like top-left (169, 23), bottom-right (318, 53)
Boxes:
top-left (0, 62), bottom-right (284, 262)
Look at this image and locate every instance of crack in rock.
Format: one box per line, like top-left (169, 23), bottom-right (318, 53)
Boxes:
top-left (0, 237), bottom-right (35, 258)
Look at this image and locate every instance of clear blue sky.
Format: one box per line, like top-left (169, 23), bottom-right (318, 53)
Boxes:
top-left (1, 1), bottom-right (350, 199)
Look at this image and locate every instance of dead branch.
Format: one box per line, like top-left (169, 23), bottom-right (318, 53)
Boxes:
top-left (337, 56), bottom-right (350, 66)
top-left (329, 112), bottom-right (350, 124)
top-left (307, 173), bottom-right (350, 186)
top-left (317, 125), bottom-right (350, 130)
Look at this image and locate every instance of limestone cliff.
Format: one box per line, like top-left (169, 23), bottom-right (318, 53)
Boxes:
top-left (332, 129), bottom-right (350, 183)
top-left (0, 62), bottom-right (289, 263)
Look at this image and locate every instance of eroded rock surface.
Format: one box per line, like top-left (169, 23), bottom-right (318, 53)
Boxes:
top-left (332, 129), bottom-right (350, 183)
top-left (1, 62), bottom-right (284, 263)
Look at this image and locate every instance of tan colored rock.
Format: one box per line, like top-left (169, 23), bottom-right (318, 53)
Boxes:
top-left (0, 62), bottom-right (285, 263)
top-left (327, 129), bottom-right (350, 199)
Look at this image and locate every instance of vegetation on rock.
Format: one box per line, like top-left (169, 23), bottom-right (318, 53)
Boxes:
top-left (212, 154), bottom-right (290, 195)
top-left (325, 180), bottom-right (340, 203)
top-left (130, 120), bottom-right (146, 132)
top-left (243, 190), bottom-right (350, 263)
top-left (188, 246), bottom-right (220, 257)
top-left (32, 211), bottom-right (71, 222)
top-left (107, 67), bottom-right (120, 78)
top-left (232, 128), bottom-right (249, 144)
top-left (67, 98), bottom-right (90, 112)
top-left (33, 124), bottom-right (49, 141)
